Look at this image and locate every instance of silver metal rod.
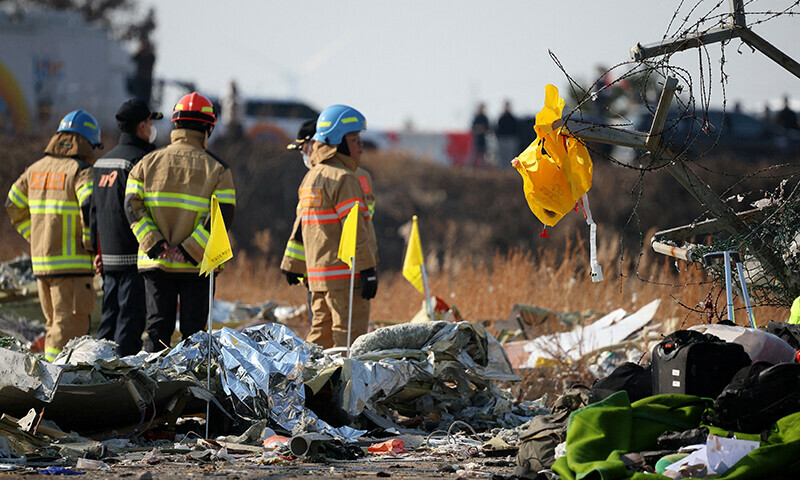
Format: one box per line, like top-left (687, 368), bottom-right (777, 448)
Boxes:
top-left (630, 27), bottom-right (739, 61)
top-left (729, 0), bottom-right (746, 28)
top-left (735, 261), bottom-right (756, 327)
top-left (346, 259), bottom-right (355, 358)
top-left (421, 263), bottom-right (433, 320)
top-left (206, 272), bottom-right (214, 439)
top-left (738, 29), bottom-right (800, 80)
top-left (724, 251), bottom-right (735, 322)
top-left (647, 77), bottom-right (679, 150)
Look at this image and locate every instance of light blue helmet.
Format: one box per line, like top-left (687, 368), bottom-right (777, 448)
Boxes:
top-left (312, 104), bottom-right (367, 145)
top-left (58, 110), bottom-right (102, 148)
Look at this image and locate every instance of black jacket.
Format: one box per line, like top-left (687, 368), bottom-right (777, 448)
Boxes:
top-left (90, 132), bottom-right (157, 272)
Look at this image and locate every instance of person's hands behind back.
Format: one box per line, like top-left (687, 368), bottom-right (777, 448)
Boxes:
top-left (282, 269), bottom-right (304, 285)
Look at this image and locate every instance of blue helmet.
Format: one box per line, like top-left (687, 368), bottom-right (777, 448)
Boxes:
top-left (312, 104), bottom-right (367, 145)
top-left (58, 110), bottom-right (102, 147)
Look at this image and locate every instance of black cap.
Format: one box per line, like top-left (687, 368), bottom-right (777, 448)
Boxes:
top-left (287, 119), bottom-right (317, 150)
top-left (115, 99), bottom-right (163, 129)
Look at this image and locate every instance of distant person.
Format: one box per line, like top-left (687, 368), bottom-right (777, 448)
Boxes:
top-left (471, 103), bottom-right (490, 168)
top-left (281, 119), bottom-right (317, 320)
top-left (592, 65), bottom-right (613, 117)
top-left (130, 38), bottom-right (156, 104)
top-left (496, 100), bottom-right (519, 164)
top-left (297, 104), bottom-right (377, 349)
top-left (774, 95), bottom-right (799, 130)
top-left (761, 104), bottom-right (773, 124)
top-left (6, 110), bottom-right (102, 361)
top-left (220, 80), bottom-right (244, 141)
top-left (125, 92), bottom-right (236, 352)
top-left (90, 99), bottom-right (162, 357)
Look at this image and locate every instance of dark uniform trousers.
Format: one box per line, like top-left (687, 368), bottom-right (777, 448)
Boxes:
top-left (142, 270), bottom-right (210, 352)
top-left (96, 269), bottom-right (146, 357)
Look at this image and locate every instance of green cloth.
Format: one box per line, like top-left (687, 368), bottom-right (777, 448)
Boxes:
top-left (552, 392), bottom-right (707, 480)
top-left (790, 296), bottom-right (800, 324)
top-left (552, 393), bottom-right (800, 480)
top-left (709, 411), bottom-right (800, 478)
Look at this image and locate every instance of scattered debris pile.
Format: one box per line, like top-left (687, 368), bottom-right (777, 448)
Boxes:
top-left (0, 319), bottom-right (546, 477)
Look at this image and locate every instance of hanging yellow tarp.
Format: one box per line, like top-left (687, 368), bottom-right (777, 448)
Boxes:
top-left (512, 84), bottom-right (593, 227)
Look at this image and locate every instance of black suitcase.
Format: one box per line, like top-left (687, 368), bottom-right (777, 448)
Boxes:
top-left (652, 330), bottom-right (751, 398)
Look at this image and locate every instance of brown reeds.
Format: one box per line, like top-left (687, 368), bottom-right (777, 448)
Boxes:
top-left (216, 232), bottom-right (790, 332)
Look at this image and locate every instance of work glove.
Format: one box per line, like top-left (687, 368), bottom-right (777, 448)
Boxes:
top-left (146, 240), bottom-right (168, 259)
top-left (360, 267), bottom-right (378, 300)
top-left (281, 269), bottom-right (304, 285)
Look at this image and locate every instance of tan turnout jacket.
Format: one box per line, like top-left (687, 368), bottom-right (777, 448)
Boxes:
top-left (297, 144), bottom-right (377, 291)
top-left (125, 128), bottom-right (236, 274)
top-left (281, 162), bottom-right (377, 277)
top-left (6, 132), bottom-right (96, 276)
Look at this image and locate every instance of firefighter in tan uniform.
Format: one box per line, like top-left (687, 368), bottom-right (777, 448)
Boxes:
top-left (295, 105), bottom-right (378, 349)
top-left (281, 119), bottom-right (378, 320)
top-left (6, 110), bottom-right (102, 361)
top-left (124, 92), bottom-right (236, 351)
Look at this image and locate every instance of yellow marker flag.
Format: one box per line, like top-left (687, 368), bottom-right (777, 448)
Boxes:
top-left (402, 215), bottom-right (425, 294)
top-left (199, 195), bottom-right (233, 276)
top-left (338, 201), bottom-right (359, 268)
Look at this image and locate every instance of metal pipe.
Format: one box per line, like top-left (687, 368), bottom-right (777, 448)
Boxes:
top-left (289, 433), bottom-right (334, 457)
top-left (651, 241), bottom-right (695, 262)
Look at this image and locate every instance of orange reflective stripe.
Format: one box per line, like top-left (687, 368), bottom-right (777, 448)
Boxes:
top-left (335, 197), bottom-right (366, 218)
top-left (307, 265), bottom-right (360, 282)
top-left (301, 208), bottom-right (338, 225)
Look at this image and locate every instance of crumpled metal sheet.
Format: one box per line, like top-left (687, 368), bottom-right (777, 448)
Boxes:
top-left (335, 321), bottom-right (521, 427)
top-left (427, 322), bottom-right (519, 382)
top-left (0, 347), bottom-right (61, 402)
top-left (53, 336), bottom-right (119, 367)
top-left (162, 323), bottom-right (364, 441)
top-left (337, 355), bottom-right (434, 417)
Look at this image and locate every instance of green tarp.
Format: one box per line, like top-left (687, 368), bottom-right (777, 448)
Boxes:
top-left (551, 391), bottom-right (800, 480)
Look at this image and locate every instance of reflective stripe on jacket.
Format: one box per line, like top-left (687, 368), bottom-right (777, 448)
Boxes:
top-left (298, 146), bottom-right (376, 291)
top-left (5, 132), bottom-right (95, 276)
top-left (124, 128), bottom-right (236, 274)
top-left (281, 165), bottom-right (377, 276)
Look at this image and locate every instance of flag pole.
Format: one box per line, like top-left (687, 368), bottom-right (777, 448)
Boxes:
top-left (346, 258), bottom-right (355, 357)
top-left (205, 271), bottom-right (214, 439)
top-left (421, 263), bottom-right (433, 320)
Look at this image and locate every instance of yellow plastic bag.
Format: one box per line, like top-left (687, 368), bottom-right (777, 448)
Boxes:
top-left (512, 84), bottom-right (593, 227)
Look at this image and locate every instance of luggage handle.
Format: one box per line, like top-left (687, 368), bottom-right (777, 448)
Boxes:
top-left (702, 251), bottom-right (756, 328)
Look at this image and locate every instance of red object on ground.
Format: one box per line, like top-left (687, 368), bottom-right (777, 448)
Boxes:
top-left (367, 438), bottom-right (406, 454)
top-left (30, 333), bottom-right (45, 353)
top-left (263, 434), bottom-right (291, 449)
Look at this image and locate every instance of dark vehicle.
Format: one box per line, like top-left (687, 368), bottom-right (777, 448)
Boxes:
top-left (631, 107), bottom-right (800, 159)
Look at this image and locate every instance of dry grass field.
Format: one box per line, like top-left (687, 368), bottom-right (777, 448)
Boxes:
top-left (215, 233), bottom-right (789, 332)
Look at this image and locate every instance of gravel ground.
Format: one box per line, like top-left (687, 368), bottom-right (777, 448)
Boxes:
top-left (0, 454), bottom-right (517, 479)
